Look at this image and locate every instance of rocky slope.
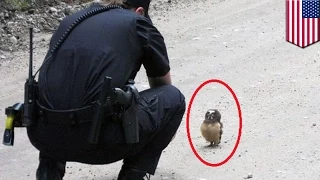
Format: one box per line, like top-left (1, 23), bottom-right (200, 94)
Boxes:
top-left (0, 0), bottom-right (199, 53)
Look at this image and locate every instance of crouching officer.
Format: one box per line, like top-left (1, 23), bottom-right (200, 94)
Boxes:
top-left (25, 0), bottom-right (186, 179)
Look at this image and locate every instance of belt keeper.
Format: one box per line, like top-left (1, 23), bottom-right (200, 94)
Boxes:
top-left (38, 110), bottom-right (46, 124)
top-left (69, 113), bottom-right (77, 126)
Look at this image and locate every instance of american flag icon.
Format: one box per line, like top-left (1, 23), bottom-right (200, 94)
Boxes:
top-left (286, 0), bottom-right (320, 48)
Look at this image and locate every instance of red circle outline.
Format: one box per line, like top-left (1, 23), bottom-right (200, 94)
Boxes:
top-left (186, 79), bottom-right (243, 167)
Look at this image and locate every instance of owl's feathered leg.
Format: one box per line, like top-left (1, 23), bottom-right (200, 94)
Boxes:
top-left (219, 122), bottom-right (223, 144)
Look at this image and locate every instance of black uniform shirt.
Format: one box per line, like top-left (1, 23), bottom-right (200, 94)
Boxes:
top-left (38, 3), bottom-right (170, 110)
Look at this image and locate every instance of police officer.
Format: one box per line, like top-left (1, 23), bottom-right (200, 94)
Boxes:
top-left (26, 0), bottom-right (186, 179)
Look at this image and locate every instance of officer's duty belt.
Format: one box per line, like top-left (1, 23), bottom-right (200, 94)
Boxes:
top-left (36, 101), bottom-right (110, 126)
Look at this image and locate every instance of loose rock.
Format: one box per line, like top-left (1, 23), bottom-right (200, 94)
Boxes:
top-left (244, 173), bottom-right (253, 179)
top-left (34, 28), bottom-right (41, 33)
top-left (0, 12), bottom-right (4, 19)
top-left (49, 7), bottom-right (58, 14)
top-left (10, 36), bottom-right (18, 44)
top-left (4, 12), bottom-right (10, 18)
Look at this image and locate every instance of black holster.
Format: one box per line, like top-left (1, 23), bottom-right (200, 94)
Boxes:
top-left (120, 83), bottom-right (140, 144)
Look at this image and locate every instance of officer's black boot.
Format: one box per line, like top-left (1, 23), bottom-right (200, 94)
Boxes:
top-left (117, 164), bottom-right (148, 180)
top-left (36, 157), bottom-right (66, 180)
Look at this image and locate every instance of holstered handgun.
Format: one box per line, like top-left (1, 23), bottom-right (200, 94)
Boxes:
top-left (121, 80), bottom-right (140, 144)
top-left (87, 77), bottom-right (140, 144)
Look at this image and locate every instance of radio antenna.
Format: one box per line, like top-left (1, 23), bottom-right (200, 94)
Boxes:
top-left (29, 27), bottom-right (33, 78)
top-left (22, 27), bottom-right (36, 127)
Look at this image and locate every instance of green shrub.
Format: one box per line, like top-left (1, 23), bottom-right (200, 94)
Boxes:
top-left (3, 0), bottom-right (33, 10)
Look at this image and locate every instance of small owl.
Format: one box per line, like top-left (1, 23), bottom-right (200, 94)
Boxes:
top-left (200, 109), bottom-right (223, 146)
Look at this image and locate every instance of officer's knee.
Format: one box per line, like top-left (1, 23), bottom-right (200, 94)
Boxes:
top-left (163, 85), bottom-right (186, 113)
top-left (139, 84), bottom-right (186, 118)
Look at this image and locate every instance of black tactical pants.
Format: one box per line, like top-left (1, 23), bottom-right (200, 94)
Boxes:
top-left (27, 85), bottom-right (186, 177)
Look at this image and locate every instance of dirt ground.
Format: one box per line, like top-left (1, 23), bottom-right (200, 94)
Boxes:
top-left (1, 0), bottom-right (320, 179)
